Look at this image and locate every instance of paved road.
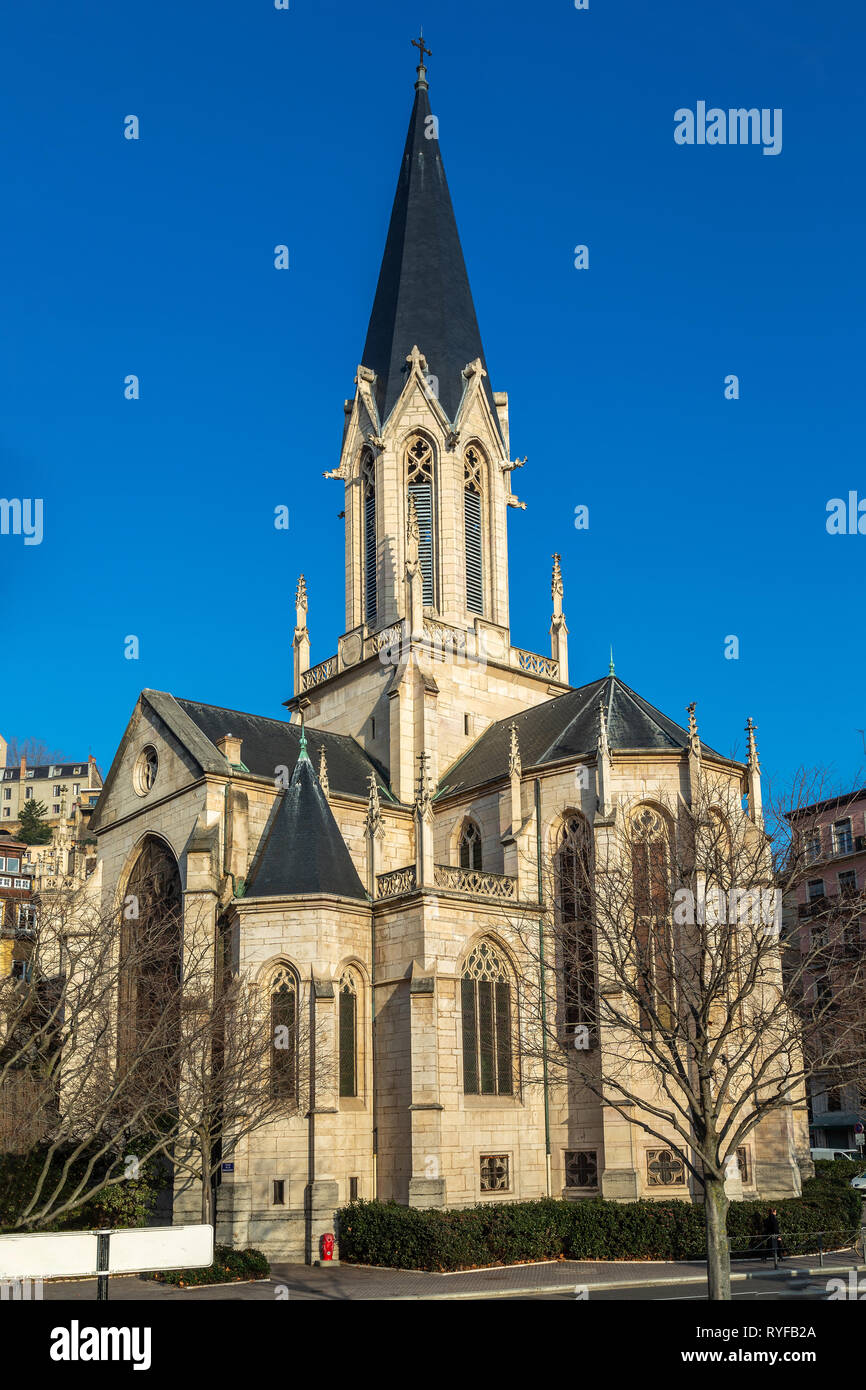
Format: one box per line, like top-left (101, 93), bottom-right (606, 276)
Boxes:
top-left (514, 1274), bottom-right (839, 1300)
top-left (41, 1262), bottom-right (861, 1302)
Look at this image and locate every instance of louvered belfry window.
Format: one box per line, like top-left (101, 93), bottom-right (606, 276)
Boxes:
top-left (461, 940), bottom-right (513, 1096)
top-left (270, 968), bottom-right (298, 1101)
top-left (361, 453), bottom-right (377, 624)
top-left (463, 446), bottom-right (484, 615)
top-left (339, 973), bottom-right (357, 1097)
top-left (406, 435), bottom-right (435, 606)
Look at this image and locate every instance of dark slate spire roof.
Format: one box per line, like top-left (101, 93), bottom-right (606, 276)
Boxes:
top-left (245, 748), bottom-right (367, 901)
top-left (361, 62), bottom-right (500, 432)
top-left (437, 675), bottom-right (729, 799)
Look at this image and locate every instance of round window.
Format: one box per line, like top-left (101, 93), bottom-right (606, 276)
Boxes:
top-left (134, 746), bottom-right (159, 796)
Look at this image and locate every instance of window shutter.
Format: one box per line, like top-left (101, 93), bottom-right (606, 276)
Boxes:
top-left (409, 481), bottom-right (434, 606)
top-left (464, 488), bottom-right (483, 614)
top-left (364, 487), bottom-right (377, 623)
top-left (339, 987), bottom-right (357, 1097)
top-left (461, 977), bottom-right (479, 1094)
top-left (495, 981), bottom-right (513, 1094)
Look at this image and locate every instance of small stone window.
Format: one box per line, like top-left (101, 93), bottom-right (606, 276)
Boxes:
top-left (339, 973), bottom-right (358, 1098)
top-left (480, 1154), bottom-right (510, 1193)
top-left (565, 1150), bottom-right (598, 1189)
top-left (270, 968), bottom-right (298, 1102)
top-left (273, 1180), bottom-right (285, 1205)
top-left (646, 1148), bottom-right (686, 1187)
top-left (736, 1146), bottom-right (750, 1184)
top-left (133, 746), bottom-right (159, 796)
top-left (459, 820), bottom-right (482, 870)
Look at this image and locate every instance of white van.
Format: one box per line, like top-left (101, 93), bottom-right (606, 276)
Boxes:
top-left (810, 1147), bottom-right (859, 1161)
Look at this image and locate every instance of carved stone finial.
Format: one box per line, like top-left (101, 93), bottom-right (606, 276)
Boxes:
top-left (508, 722), bottom-right (522, 779)
top-left (415, 751), bottom-right (433, 818)
top-left (366, 772), bottom-right (384, 839)
top-left (597, 699), bottom-right (610, 756)
top-left (462, 357), bottom-right (487, 381)
top-left (295, 574), bottom-right (307, 614)
top-left (551, 552), bottom-right (563, 601)
top-left (406, 493), bottom-right (421, 571)
top-left (318, 745), bottom-right (329, 799)
top-left (406, 345), bottom-right (428, 374)
top-left (687, 702), bottom-right (701, 758)
top-left (745, 717), bottom-right (760, 771)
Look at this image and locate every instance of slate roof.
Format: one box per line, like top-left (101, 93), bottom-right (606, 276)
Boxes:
top-left (173, 697), bottom-right (394, 801)
top-left (244, 750), bottom-right (367, 901)
top-left (361, 68), bottom-right (500, 434)
top-left (0, 763), bottom-right (97, 782)
top-left (437, 674), bottom-right (729, 799)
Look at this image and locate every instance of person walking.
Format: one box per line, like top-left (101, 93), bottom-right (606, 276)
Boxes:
top-left (764, 1207), bottom-right (784, 1263)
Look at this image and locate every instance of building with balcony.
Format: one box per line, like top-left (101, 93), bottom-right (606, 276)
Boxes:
top-left (0, 833), bottom-right (36, 980)
top-left (786, 790), bottom-right (866, 1151)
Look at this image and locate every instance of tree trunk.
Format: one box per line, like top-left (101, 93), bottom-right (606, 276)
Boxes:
top-left (704, 1174), bottom-right (731, 1300)
top-left (200, 1137), bottom-right (214, 1226)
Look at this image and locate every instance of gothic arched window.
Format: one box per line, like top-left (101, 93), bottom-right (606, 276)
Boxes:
top-left (554, 815), bottom-right (596, 1033)
top-left (270, 966), bottom-right (298, 1101)
top-left (631, 806), bottom-right (675, 1031)
top-left (406, 435), bottom-right (435, 606)
top-left (463, 446), bottom-right (484, 615)
top-left (119, 836), bottom-right (183, 1105)
top-left (461, 939), bottom-right (514, 1096)
top-left (338, 972), bottom-right (358, 1098)
top-left (459, 820), bottom-right (483, 871)
top-left (361, 452), bottom-right (377, 625)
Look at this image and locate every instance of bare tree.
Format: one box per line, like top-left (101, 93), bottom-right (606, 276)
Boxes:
top-left (139, 938), bottom-right (330, 1226)
top-left (5, 739), bottom-right (68, 767)
top-left (0, 876), bottom-right (325, 1233)
top-left (508, 770), bottom-right (865, 1301)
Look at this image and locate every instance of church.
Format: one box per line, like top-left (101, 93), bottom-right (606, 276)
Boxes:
top-left (89, 44), bottom-right (809, 1261)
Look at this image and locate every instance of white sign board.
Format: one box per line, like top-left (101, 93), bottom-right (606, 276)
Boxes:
top-left (0, 1224), bottom-right (213, 1280)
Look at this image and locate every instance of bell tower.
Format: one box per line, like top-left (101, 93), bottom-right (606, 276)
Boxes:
top-left (294, 40), bottom-right (568, 791)
top-left (327, 41), bottom-right (524, 648)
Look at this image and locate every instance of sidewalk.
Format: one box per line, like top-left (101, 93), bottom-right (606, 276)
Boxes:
top-left (42, 1248), bottom-right (865, 1301)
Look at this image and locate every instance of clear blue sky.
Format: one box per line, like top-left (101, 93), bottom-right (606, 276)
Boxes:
top-left (2, 0), bottom-right (863, 798)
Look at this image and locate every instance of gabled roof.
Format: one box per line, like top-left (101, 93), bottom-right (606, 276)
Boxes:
top-left (174, 697), bottom-right (393, 801)
top-left (437, 674), bottom-right (729, 799)
top-left (361, 66), bottom-right (500, 434)
top-left (90, 691), bottom-right (397, 833)
top-left (244, 749), bottom-right (367, 902)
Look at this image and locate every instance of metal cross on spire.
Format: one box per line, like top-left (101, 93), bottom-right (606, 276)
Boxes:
top-left (411, 28), bottom-right (431, 67)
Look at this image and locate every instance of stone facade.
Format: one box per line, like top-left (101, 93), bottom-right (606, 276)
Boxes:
top-left (87, 56), bottom-right (810, 1263)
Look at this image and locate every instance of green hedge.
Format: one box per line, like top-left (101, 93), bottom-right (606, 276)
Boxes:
top-left (144, 1245), bottom-right (270, 1286)
top-left (0, 1144), bottom-right (162, 1233)
top-left (813, 1158), bottom-right (866, 1183)
top-left (335, 1182), bottom-right (863, 1272)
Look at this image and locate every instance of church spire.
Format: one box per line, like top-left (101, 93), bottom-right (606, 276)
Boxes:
top-left (361, 38), bottom-right (499, 430)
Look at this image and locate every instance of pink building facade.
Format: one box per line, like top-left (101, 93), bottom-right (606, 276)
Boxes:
top-left (789, 790), bottom-right (866, 1152)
